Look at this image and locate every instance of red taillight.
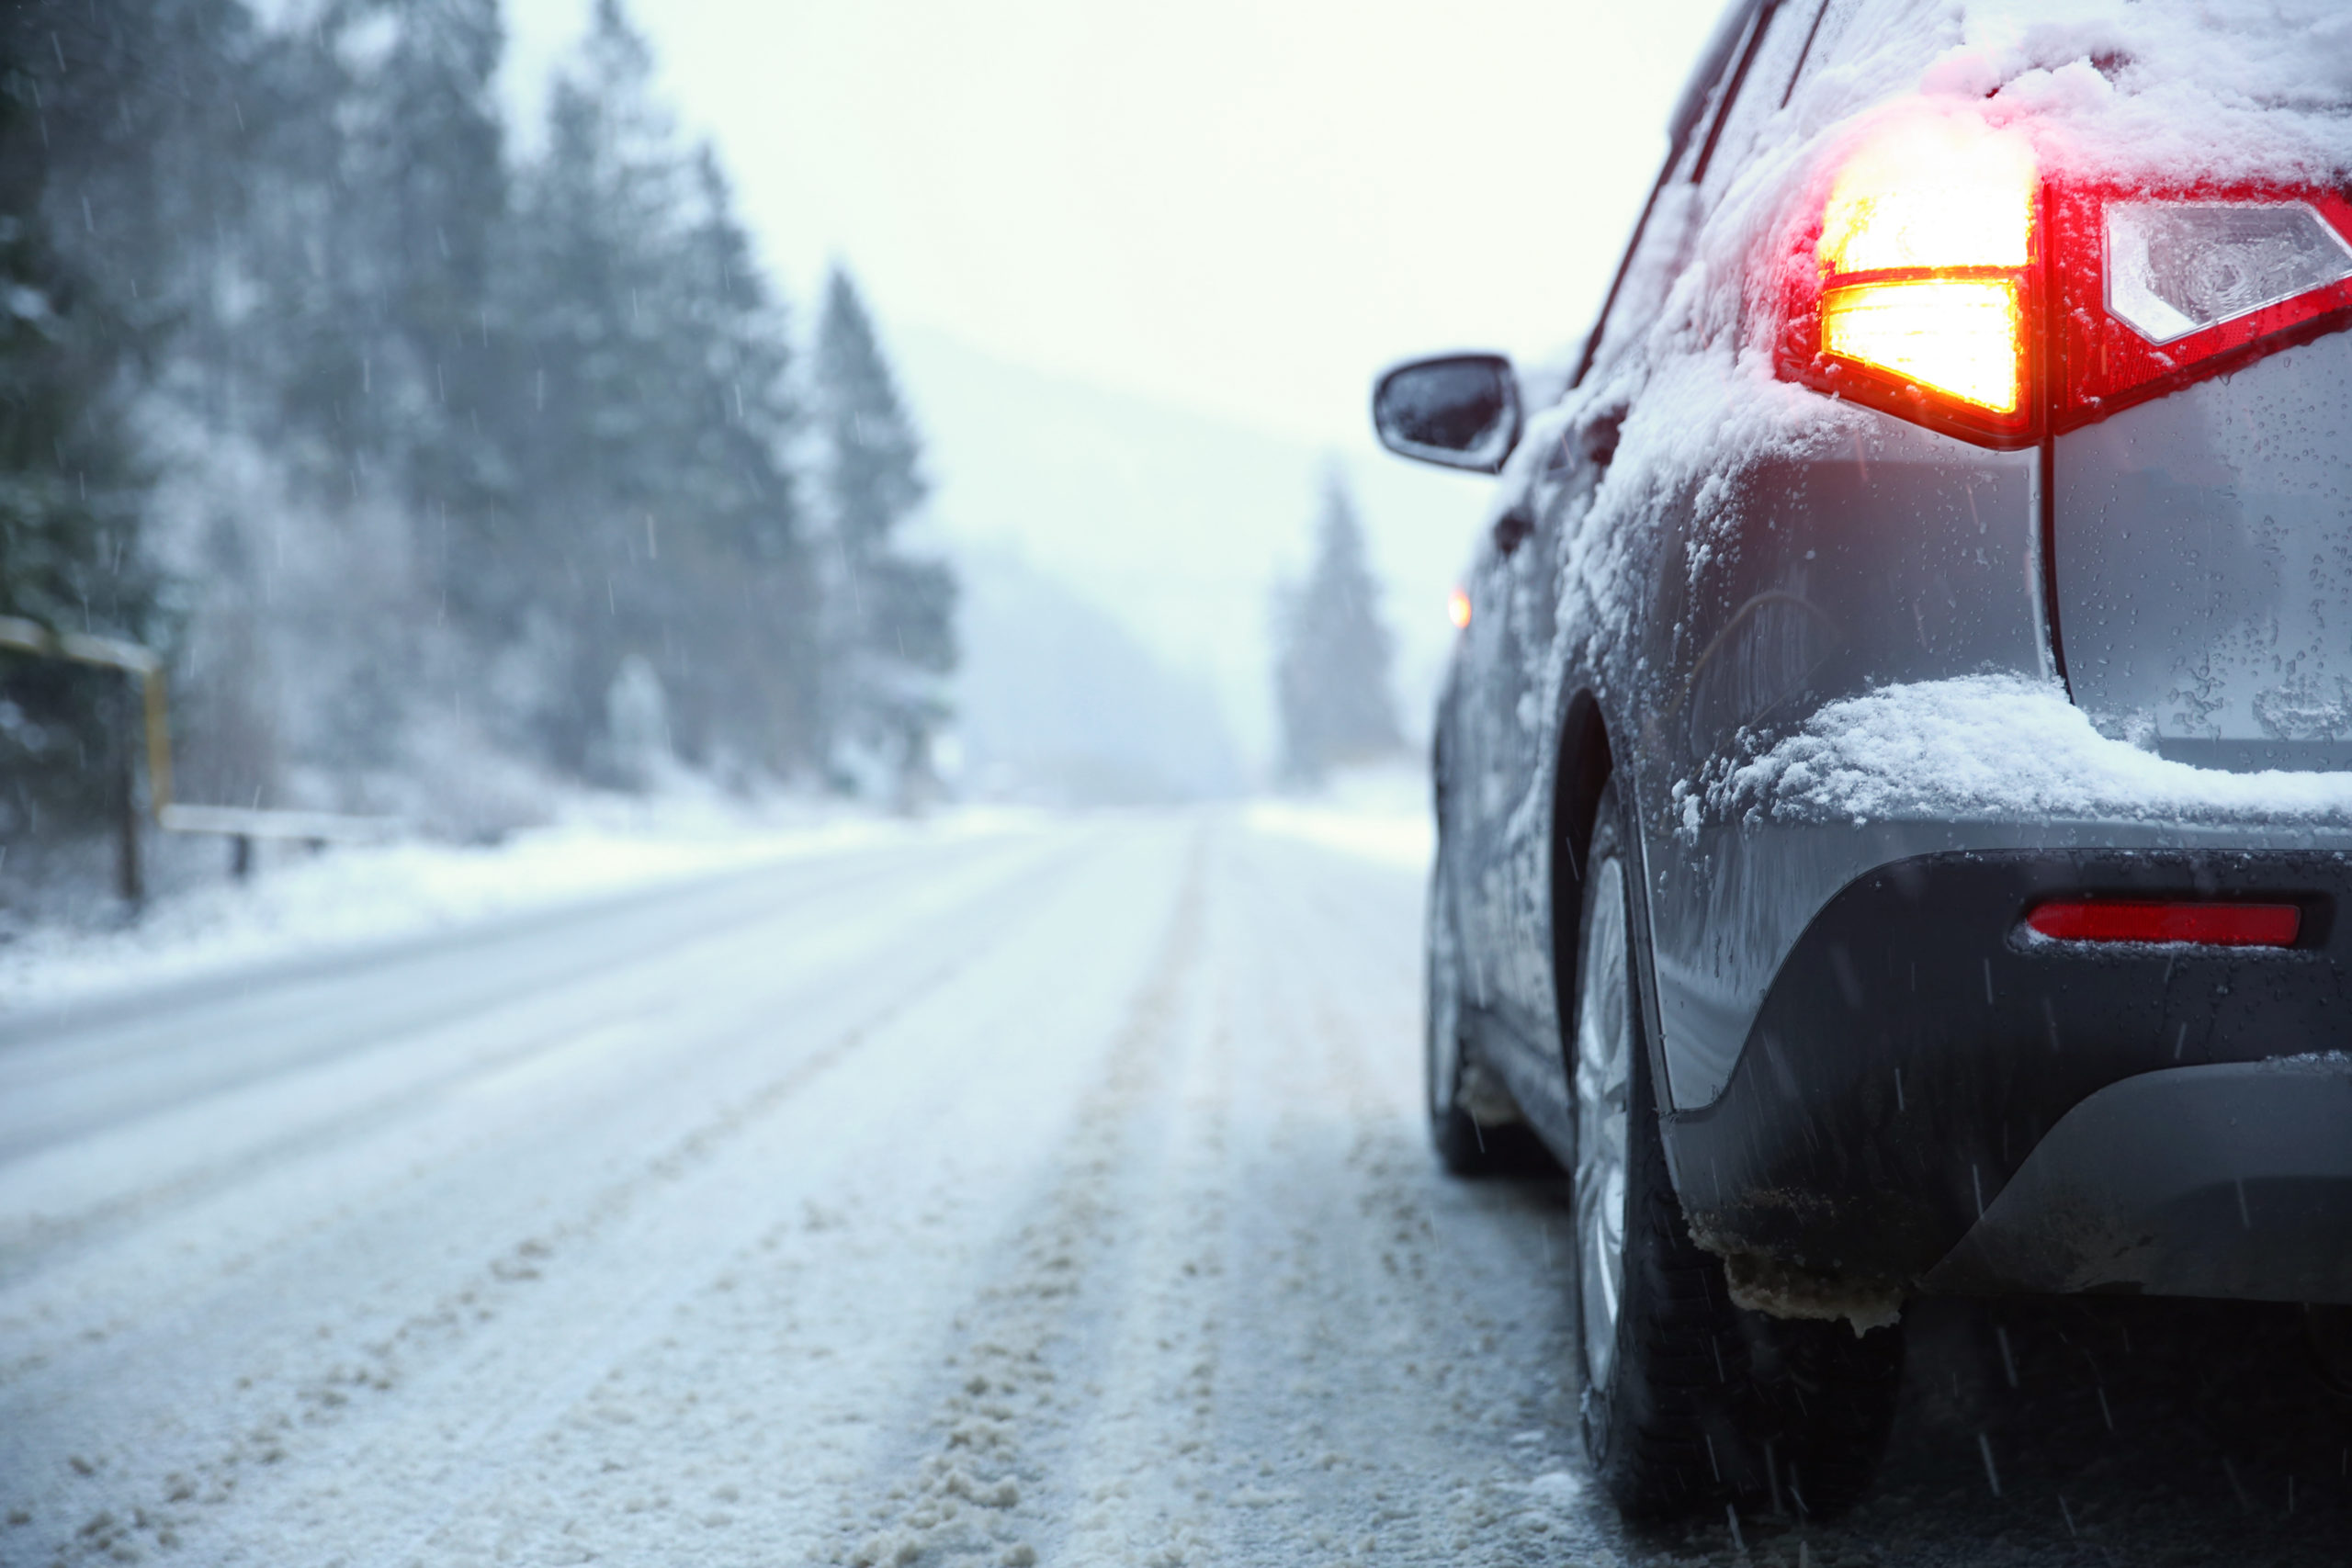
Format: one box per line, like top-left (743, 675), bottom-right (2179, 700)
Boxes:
top-left (1774, 106), bottom-right (2352, 446)
top-left (2051, 186), bottom-right (2352, 429)
top-left (2025, 899), bottom-right (2301, 947)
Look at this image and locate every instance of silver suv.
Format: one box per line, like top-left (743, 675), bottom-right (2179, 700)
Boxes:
top-left (1376, 0), bottom-right (2352, 1521)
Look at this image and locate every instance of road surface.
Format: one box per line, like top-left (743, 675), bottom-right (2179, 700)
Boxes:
top-left (1, 814), bottom-right (2346, 1566)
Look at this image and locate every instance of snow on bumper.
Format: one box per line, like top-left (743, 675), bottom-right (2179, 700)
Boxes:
top-left (1700, 675), bottom-right (2352, 831)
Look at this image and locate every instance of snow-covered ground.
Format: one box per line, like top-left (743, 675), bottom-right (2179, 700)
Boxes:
top-left (0, 812), bottom-right (1596, 1568)
top-left (1243, 763), bottom-right (1435, 872)
top-left (4, 805), bottom-right (2343, 1567)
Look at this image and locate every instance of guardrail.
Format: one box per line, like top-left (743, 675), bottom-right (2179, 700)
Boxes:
top-left (0, 615), bottom-right (402, 900)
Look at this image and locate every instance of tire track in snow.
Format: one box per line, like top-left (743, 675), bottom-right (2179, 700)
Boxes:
top-left (3, 838), bottom-right (1100, 1568)
top-left (826, 835), bottom-right (1212, 1568)
top-left (1196, 834), bottom-right (1601, 1568)
top-left (336, 824), bottom-right (1202, 1568)
top-left (0, 832), bottom-right (1080, 1395)
top-left (0, 834), bottom-right (1052, 1282)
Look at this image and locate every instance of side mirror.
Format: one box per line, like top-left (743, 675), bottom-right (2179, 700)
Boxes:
top-left (1372, 353), bottom-right (1521, 474)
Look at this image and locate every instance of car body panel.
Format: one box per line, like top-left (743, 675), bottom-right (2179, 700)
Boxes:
top-left (1923, 1056), bottom-right (2352, 1302)
top-left (1669, 842), bottom-right (2352, 1295)
top-left (2053, 331), bottom-right (2352, 773)
top-left (1634, 421), bottom-right (2046, 1109)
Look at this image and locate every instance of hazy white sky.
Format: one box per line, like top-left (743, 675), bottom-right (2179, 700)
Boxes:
top-left (502, 0), bottom-right (1732, 448)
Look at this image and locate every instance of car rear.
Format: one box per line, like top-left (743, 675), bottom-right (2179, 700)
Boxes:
top-left (1635, 0), bottom-right (2352, 1318)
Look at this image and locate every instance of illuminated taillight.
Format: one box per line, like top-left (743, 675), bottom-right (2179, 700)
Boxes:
top-left (2025, 899), bottom-right (2301, 947)
top-left (1820, 279), bottom-right (2023, 413)
top-left (1777, 111), bottom-right (2041, 446)
top-left (1774, 105), bottom-right (2352, 445)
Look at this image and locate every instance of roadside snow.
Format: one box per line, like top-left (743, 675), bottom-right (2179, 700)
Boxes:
top-left (0, 794), bottom-right (1041, 1019)
top-left (1244, 763), bottom-right (1434, 870)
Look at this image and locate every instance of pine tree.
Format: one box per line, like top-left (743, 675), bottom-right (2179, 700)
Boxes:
top-left (1273, 475), bottom-right (1401, 784)
top-left (0, 5), bottom-right (175, 849)
top-left (811, 266), bottom-right (955, 796)
top-left (239, 0), bottom-right (513, 777)
top-left (498, 0), bottom-right (706, 773)
top-left (352, 0), bottom-right (512, 587)
top-left (499, 0), bottom-right (818, 782)
top-left (657, 147), bottom-right (818, 777)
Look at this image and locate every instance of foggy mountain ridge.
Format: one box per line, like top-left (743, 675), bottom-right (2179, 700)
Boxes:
top-left (888, 323), bottom-right (1491, 773)
top-left (949, 543), bottom-right (1242, 806)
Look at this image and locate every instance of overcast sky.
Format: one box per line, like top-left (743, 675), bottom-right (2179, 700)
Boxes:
top-left (501, 0), bottom-right (1733, 450)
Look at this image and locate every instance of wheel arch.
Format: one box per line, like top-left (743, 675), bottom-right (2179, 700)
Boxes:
top-left (1549, 686), bottom-right (1679, 1186)
top-left (1548, 687), bottom-right (1614, 1059)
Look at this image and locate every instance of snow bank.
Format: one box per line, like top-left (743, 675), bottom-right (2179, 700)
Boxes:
top-left (1245, 763), bottom-right (1434, 870)
top-left (1706, 675), bottom-right (2352, 829)
top-left (0, 795), bottom-right (1042, 1019)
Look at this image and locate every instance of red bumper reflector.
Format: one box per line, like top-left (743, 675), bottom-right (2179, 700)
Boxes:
top-left (2026, 900), bottom-right (2301, 947)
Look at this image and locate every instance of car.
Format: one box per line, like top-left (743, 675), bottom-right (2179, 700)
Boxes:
top-left (1375, 0), bottom-right (2352, 1523)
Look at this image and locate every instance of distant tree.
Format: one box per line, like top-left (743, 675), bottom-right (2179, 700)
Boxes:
top-left (227, 0), bottom-right (515, 774)
top-left (500, 0), bottom-right (817, 781)
top-left (811, 265), bottom-right (955, 797)
top-left (656, 147), bottom-right (820, 776)
top-left (345, 0), bottom-right (514, 588)
top-left (1273, 475), bottom-right (1400, 784)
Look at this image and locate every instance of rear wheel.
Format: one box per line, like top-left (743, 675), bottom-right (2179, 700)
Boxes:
top-left (1572, 779), bottom-right (1902, 1520)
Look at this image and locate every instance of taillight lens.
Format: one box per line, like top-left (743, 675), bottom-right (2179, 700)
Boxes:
top-left (1776, 111), bottom-right (2041, 446)
top-left (1774, 106), bottom-right (2352, 446)
top-left (1820, 279), bottom-right (2024, 415)
top-left (2051, 186), bottom-right (2352, 429)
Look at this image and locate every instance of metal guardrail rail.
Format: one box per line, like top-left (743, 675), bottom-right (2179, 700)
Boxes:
top-left (0, 615), bottom-right (402, 898)
top-left (157, 803), bottom-right (400, 841)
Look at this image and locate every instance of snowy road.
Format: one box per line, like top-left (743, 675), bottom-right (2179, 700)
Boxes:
top-left (3, 814), bottom-right (2347, 1567)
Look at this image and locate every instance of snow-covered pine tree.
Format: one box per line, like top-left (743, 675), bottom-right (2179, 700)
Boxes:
top-left (659, 146), bottom-right (819, 779)
top-left (352, 0), bottom-right (513, 615)
top-left (811, 266), bottom-right (955, 798)
top-left (0, 4), bottom-right (175, 852)
top-left (499, 0), bottom-right (820, 784)
top-left (493, 0), bottom-right (679, 773)
top-left (1272, 475), bottom-right (1401, 785)
top-left (226, 0), bottom-right (514, 780)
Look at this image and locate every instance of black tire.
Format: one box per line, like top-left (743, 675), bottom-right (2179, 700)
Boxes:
top-left (1425, 863), bottom-right (1551, 1177)
top-left (1572, 778), bottom-right (1902, 1520)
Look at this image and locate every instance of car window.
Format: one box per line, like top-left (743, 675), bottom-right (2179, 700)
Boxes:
top-left (1694, 0), bottom-right (1833, 192)
top-left (1775, 0), bottom-right (1859, 111)
top-left (1572, 0), bottom-right (1769, 389)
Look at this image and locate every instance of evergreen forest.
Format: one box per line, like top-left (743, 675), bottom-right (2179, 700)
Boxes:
top-left (0, 0), bottom-right (955, 899)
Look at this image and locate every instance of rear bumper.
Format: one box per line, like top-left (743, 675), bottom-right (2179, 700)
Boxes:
top-left (1922, 1058), bottom-right (2352, 1301)
top-left (1662, 848), bottom-right (2352, 1302)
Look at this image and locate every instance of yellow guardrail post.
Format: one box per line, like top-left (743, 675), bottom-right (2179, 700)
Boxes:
top-left (0, 615), bottom-right (170, 904)
top-left (3, 617), bottom-right (399, 897)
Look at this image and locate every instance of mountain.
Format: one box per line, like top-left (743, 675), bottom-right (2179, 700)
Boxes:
top-left (950, 545), bottom-right (1241, 805)
top-left (892, 325), bottom-right (1489, 777)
